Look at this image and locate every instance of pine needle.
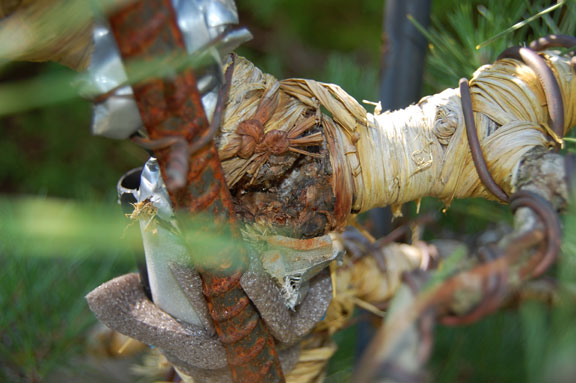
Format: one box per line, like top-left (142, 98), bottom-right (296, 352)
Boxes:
top-left (352, 297), bottom-right (387, 318)
top-left (117, 337), bottom-right (134, 355)
top-left (476, 1), bottom-right (566, 50)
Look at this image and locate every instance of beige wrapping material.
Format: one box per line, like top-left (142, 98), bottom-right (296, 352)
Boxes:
top-left (0, 0), bottom-right (136, 70)
top-left (316, 242), bottom-right (433, 332)
top-left (219, 53), bottom-right (576, 219)
top-left (284, 338), bottom-right (336, 383)
top-left (327, 54), bottom-right (575, 213)
top-left (351, 243), bottom-right (429, 303)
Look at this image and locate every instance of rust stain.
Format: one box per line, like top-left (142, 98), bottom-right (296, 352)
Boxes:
top-left (269, 252), bottom-right (280, 263)
top-left (268, 235), bottom-right (332, 251)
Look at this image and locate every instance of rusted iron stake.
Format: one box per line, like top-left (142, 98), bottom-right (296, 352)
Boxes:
top-left (107, 1), bottom-right (285, 382)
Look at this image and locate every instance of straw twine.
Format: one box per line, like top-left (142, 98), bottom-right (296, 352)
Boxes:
top-left (0, 0), bottom-right (94, 69)
top-left (219, 53), bottom-right (576, 220)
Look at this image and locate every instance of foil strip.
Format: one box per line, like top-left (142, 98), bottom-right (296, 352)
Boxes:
top-left (118, 158), bottom-right (204, 327)
top-left (119, 156), bottom-right (342, 317)
top-left (261, 234), bottom-right (344, 309)
top-left (138, 158), bottom-right (174, 221)
top-left (85, 0), bottom-right (252, 139)
top-left (88, 20), bottom-right (142, 139)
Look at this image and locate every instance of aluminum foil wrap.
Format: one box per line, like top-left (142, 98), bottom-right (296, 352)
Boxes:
top-left (260, 235), bottom-right (343, 309)
top-left (119, 157), bottom-right (342, 323)
top-left (85, 0), bottom-right (252, 139)
top-left (118, 158), bottom-right (204, 326)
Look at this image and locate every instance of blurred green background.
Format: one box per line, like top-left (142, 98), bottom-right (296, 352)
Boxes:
top-left (1, 0), bottom-right (576, 382)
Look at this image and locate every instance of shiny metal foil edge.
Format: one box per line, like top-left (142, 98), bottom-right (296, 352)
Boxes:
top-left (86, 0), bottom-right (251, 139)
top-left (88, 20), bottom-right (142, 139)
top-left (118, 158), bottom-right (204, 327)
top-left (119, 157), bottom-right (342, 316)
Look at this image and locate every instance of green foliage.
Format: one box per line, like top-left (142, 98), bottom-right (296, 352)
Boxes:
top-left (0, 66), bottom-right (146, 199)
top-left (326, 325), bottom-right (356, 382)
top-left (519, 203), bottom-right (576, 383)
top-left (432, 310), bottom-right (527, 382)
top-left (238, 0), bottom-right (383, 53)
top-left (0, 196), bottom-right (140, 381)
top-left (236, 0), bottom-right (382, 90)
top-left (0, 197), bottom-right (145, 256)
top-left (418, 0), bottom-right (576, 93)
top-left (318, 53), bottom-right (379, 102)
top-left (0, 252), bottom-right (133, 382)
top-left (1, 0), bottom-right (576, 381)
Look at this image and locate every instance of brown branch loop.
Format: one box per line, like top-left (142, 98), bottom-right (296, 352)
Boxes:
top-left (129, 58), bottom-right (235, 190)
top-left (187, 55), bottom-right (236, 157)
